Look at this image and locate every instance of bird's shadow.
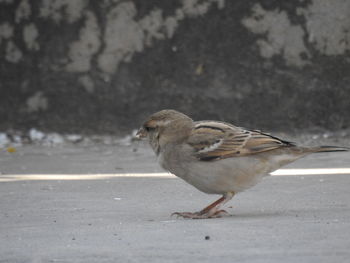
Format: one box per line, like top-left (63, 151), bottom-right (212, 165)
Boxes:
top-left (221, 206), bottom-right (328, 220)
top-left (164, 211), bottom-right (286, 221)
top-left (228, 211), bottom-right (285, 219)
top-left (160, 206), bottom-right (329, 221)
top-left (174, 208), bottom-right (322, 221)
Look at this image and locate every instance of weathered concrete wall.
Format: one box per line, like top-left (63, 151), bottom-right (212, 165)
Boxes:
top-left (0, 0), bottom-right (349, 134)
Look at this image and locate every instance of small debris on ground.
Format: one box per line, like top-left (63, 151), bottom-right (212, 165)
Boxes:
top-left (7, 147), bottom-right (16, 153)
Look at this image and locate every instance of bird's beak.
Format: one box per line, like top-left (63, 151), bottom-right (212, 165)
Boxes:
top-left (135, 127), bottom-right (147, 139)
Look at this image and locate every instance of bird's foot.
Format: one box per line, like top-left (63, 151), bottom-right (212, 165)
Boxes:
top-left (171, 210), bottom-right (229, 219)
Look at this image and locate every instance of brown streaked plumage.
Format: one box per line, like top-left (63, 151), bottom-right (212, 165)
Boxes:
top-left (136, 109), bottom-right (349, 219)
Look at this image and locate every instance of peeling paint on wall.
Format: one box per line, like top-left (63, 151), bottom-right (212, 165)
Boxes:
top-left (139, 9), bottom-right (165, 46)
top-left (97, 0), bottom-right (225, 75)
top-left (298, 0), bottom-right (350, 56)
top-left (182, 0), bottom-right (211, 16)
top-left (242, 3), bottom-right (309, 67)
top-left (97, 2), bottom-right (144, 75)
top-left (163, 16), bottom-right (179, 39)
top-left (5, 41), bottom-right (22, 63)
top-left (66, 11), bottom-right (101, 73)
top-left (182, 0), bottom-right (225, 16)
top-left (103, 0), bottom-right (121, 6)
top-left (0, 23), bottom-right (14, 45)
top-left (39, 0), bottom-right (88, 23)
top-left (243, 1), bottom-right (350, 64)
top-left (15, 0), bottom-right (31, 23)
top-left (23, 23), bottom-right (39, 51)
top-left (217, 0), bottom-right (225, 9)
top-left (26, 92), bottom-right (48, 113)
top-left (78, 75), bottom-right (95, 93)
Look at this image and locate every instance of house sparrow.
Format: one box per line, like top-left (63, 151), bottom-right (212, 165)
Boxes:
top-left (136, 109), bottom-right (348, 219)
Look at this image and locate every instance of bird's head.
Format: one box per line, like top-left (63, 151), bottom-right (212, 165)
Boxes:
top-left (136, 109), bottom-right (193, 154)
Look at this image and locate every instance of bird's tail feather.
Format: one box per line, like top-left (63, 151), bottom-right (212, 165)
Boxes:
top-left (309, 146), bottom-right (349, 153)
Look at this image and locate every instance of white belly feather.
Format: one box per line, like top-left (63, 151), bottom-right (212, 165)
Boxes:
top-left (159, 145), bottom-right (300, 195)
top-left (180, 156), bottom-right (271, 194)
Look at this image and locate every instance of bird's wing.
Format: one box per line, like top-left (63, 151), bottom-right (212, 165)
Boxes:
top-left (187, 121), bottom-right (294, 161)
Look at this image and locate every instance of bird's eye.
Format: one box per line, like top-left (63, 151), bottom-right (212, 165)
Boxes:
top-left (145, 126), bottom-right (154, 132)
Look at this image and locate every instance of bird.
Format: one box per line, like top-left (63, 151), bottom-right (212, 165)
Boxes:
top-left (136, 109), bottom-right (349, 219)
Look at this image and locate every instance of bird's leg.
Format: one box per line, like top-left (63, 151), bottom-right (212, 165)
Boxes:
top-left (172, 192), bottom-right (235, 219)
top-left (199, 192), bottom-right (235, 218)
top-left (197, 196), bottom-right (226, 215)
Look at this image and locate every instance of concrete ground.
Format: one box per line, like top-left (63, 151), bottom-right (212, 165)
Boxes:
top-left (0, 140), bottom-right (350, 263)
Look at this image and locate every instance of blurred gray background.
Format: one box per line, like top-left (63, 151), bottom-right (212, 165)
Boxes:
top-left (1, 0), bottom-right (349, 134)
